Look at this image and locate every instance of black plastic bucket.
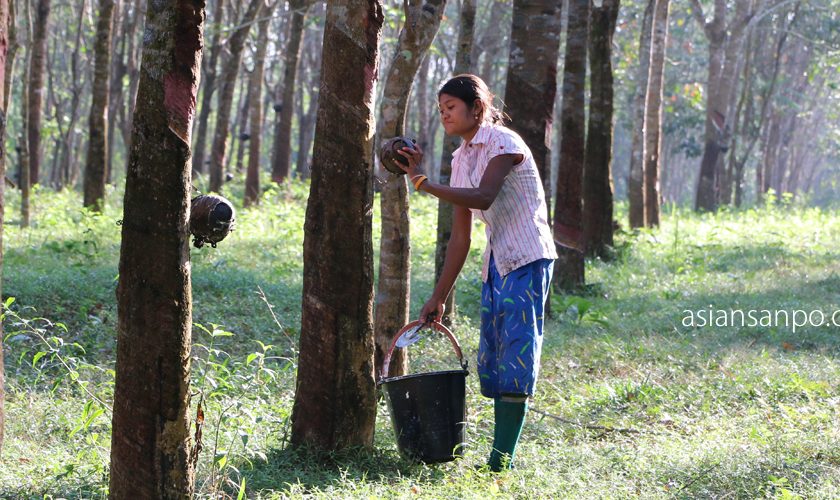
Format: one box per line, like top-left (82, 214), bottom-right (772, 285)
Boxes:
top-left (379, 321), bottom-right (469, 463)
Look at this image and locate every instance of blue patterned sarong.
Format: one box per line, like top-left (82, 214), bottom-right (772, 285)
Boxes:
top-left (478, 254), bottom-right (553, 398)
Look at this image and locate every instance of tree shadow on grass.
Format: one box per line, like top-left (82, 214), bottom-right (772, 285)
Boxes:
top-left (241, 444), bottom-right (451, 495)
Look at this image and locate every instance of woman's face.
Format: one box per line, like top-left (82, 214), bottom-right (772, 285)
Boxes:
top-left (438, 93), bottom-right (480, 137)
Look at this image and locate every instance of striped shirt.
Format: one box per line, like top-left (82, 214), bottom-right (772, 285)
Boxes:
top-left (450, 123), bottom-right (557, 282)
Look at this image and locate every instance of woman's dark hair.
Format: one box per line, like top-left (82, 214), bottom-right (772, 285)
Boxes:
top-left (437, 74), bottom-right (508, 125)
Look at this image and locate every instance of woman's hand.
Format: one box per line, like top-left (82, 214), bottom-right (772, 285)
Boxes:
top-left (396, 143), bottom-right (426, 179)
top-left (419, 295), bottom-right (445, 324)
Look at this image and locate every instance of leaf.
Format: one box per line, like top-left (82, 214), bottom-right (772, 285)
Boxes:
top-left (32, 351), bottom-right (47, 366)
top-left (211, 328), bottom-right (234, 338)
top-left (4, 296), bottom-right (15, 308)
top-left (237, 478), bottom-right (247, 500)
top-left (215, 453), bottom-right (227, 468)
top-left (246, 353), bottom-right (259, 365)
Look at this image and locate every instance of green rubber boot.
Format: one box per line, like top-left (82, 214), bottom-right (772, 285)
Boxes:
top-left (487, 396), bottom-right (528, 472)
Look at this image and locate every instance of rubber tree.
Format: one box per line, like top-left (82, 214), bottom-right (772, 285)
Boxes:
top-left (245, 3), bottom-right (276, 207)
top-left (553, 0), bottom-right (589, 291)
top-left (627, 0), bottom-right (654, 228)
top-left (20, 0), bottom-right (32, 227)
top-left (290, 0), bottom-right (384, 450)
top-left (374, 0), bottom-right (446, 379)
top-left (690, 0), bottom-right (754, 211)
top-left (84, 0), bottom-right (116, 211)
top-left (192, 0), bottom-right (227, 176)
top-left (270, 0), bottom-right (314, 183)
top-left (504, 0), bottom-right (562, 208)
top-left (27, 0), bottom-right (50, 185)
top-left (108, 0), bottom-right (205, 496)
top-left (208, 0), bottom-right (263, 193)
top-left (0, 0), bottom-right (9, 455)
top-left (582, 0), bottom-right (620, 258)
top-left (643, 0), bottom-right (670, 227)
top-left (434, 0), bottom-right (475, 326)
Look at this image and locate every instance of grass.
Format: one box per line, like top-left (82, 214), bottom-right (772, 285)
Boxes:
top-left (1, 181), bottom-right (839, 498)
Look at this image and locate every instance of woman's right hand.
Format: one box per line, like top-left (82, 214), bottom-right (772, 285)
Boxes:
top-left (419, 295), bottom-right (445, 324)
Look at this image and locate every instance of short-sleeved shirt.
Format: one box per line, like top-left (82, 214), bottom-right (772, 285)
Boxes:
top-left (450, 123), bottom-right (557, 282)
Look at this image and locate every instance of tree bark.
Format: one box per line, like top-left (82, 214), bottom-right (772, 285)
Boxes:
top-left (374, 0), bottom-right (446, 379)
top-left (26, 0), bottom-right (49, 185)
top-left (232, 70), bottom-right (250, 173)
top-left (84, 0), bottom-right (116, 211)
top-left (192, 0), bottom-right (226, 176)
top-left (434, 0), bottom-right (474, 326)
top-left (627, 0), bottom-right (654, 228)
top-left (106, 0), bottom-right (125, 183)
top-left (643, 0), bottom-right (669, 226)
top-left (245, 8), bottom-right (272, 207)
top-left (20, 0), bottom-right (32, 228)
top-left (582, 0), bottom-right (619, 258)
top-left (294, 56), bottom-right (317, 178)
top-left (0, 0), bottom-right (9, 455)
top-left (291, 0), bottom-right (384, 450)
top-left (553, 0), bottom-right (588, 292)
top-left (208, 0), bottom-right (262, 193)
top-left (270, 0), bottom-right (312, 183)
top-left (121, 0), bottom-right (147, 176)
top-left (108, 0), bottom-right (205, 497)
top-left (504, 0), bottom-right (562, 199)
top-left (3, 0), bottom-right (16, 113)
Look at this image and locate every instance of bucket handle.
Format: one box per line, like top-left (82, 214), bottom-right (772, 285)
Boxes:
top-left (381, 320), bottom-right (468, 380)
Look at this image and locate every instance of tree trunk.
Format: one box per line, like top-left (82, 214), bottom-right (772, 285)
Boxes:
top-left (20, 0), bottom-right (32, 227)
top-left (3, 0), bottom-right (17, 113)
top-left (270, 0), bottom-right (312, 183)
top-left (294, 61), bottom-right (316, 178)
top-left (245, 10), bottom-right (272, 207)
top-left (84, 0), bottom-right (115, 211)
top-left (553, 0), bottom-right (588, 292)
top-left (582, 0), bottom-right (619, 258)
top-left (27, 0), bottom-right (50, 185)
top-left (120, 0), bottom-right (146, 177)
top-left (692, 0), bottom-right (751, 212)
top-left (295, 19), bottom-right (324, 179)
top-left (374, 0), bottom-right (446, 380)
top-left (291, 0), bottom-right (384, 450)
top-left (627, 0), bottom-right (654, 228)
top-left (208, 0), bottom-right (262, 193)
top-left (109, 0), bottom-right (204, 497)
top-left (434, 0), bottom-right (474, 326)
top-left (192, 0), bottom-right (227, 176)
top-left (232, 71), bottom-right (250, 173)
top-left (106, 0), bottom-right (126, 184)
top-left (0, 0), bottom-right (9, 455)
top-left (643, 0), bottom-right (669, 227)
top-left (54, 2), bottom-right (86, 190)
top-left (504, 0), bottom-right (562, 198)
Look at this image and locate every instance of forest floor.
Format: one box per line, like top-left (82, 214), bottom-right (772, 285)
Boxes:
top-left (1, 182), bottom-right (839, 499)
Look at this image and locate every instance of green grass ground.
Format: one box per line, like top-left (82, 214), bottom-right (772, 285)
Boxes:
top-left (1, 182), bottom-right (838, 499)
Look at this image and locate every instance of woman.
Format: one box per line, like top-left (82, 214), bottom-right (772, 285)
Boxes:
top-left (396, 74), bottom-right (557, 471)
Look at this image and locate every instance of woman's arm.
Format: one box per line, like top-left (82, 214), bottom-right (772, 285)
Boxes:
top-left (419, 205), bottom-right (473, 323)
top-left (397, 144), bottom-right (522, 210)
top-left (418, 153), bottom-right (522, 210)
